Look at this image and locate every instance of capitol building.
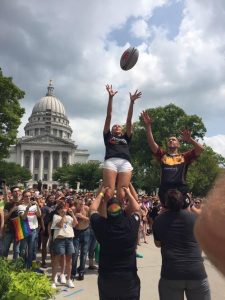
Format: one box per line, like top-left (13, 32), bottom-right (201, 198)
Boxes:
top-left (6, 81), bottom-right (89, 189)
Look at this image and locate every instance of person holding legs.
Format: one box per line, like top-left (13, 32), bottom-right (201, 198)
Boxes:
top-left (90, 186), bottom-right (141, 300)
top-left (103, 84), bottom-right (141, 201)
top-left (152, 189), bottom-right (211, 300)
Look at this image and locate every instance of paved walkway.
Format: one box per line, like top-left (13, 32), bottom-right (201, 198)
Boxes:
top-left (52, 235), bottom-right (225, 300)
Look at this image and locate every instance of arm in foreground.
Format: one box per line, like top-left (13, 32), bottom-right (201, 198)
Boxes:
top-left (89, 186), bottom-right (109, 218)
top-left (194, 171), bottom-right (225, 275)
top-left (124, 186), bottom-right (141, 216)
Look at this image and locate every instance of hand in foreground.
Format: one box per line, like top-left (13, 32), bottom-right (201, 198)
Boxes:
top-left (140, 110), bottom-right (152, 126)
top-left (106, 84), bottom-right (118, 98)
top-left (130, 90), bottom-right (142, 103)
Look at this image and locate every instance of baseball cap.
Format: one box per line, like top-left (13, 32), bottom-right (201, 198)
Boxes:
top-left (107, 198), bottom-right (122, 217)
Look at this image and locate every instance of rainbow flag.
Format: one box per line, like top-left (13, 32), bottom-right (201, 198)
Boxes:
top-left (11, 216), bottom-right (32, 241)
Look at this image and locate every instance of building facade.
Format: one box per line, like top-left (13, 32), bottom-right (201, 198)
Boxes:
top-left (6, 81), bottom-right (89, 188)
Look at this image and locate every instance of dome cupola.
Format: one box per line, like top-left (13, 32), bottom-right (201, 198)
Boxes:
top-left (24, 81), bottom-right (73, 140)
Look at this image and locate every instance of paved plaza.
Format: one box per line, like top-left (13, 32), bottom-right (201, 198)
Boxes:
top-left (52, 235), bottom-right (225, 300)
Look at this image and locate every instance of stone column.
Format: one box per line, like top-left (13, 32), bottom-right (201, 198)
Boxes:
top-left (30, 150), bottom-right (34, 176)
top-left (59, 151), bottom-right (62, 168)
top-left (39, 150), bottom-right (43, 181)
top-left (21, 149), bottom-right (24, 167)
top-left (68, 152), bottom-right (72, 165)
top-left (49, 151), bottom-right (53, 182)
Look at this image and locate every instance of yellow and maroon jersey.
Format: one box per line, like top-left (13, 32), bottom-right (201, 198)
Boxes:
top-left (154, 148), bottom-right (197, 186)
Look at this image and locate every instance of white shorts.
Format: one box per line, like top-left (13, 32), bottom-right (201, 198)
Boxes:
top-left (103, 157), bottom-right (133, 173)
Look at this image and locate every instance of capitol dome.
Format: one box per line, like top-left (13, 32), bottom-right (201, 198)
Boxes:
top-left (32, 80), bottom-right (66, 116)
top-left (32, 96), bottom-right (66, 116)
top-left (24, 81), bottom-right (73, 140)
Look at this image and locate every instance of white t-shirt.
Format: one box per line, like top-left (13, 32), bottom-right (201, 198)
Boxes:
top-left (18, 204), bottom-right (39, 230)
top-left (51, 214), bottom-right (74, 240)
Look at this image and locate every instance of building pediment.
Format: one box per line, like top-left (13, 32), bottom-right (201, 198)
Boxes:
top-left (18, 134), bottom-right (77, 148)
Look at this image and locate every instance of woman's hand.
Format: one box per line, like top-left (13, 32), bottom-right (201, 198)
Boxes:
top-left (106, 84), bottom-right (118, 98)
top-left (130, 89), bottom-right (142, 103)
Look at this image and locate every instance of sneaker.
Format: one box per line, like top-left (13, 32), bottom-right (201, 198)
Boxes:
top-left (54, 274), bottom-right (60, 286)
top-left (66, 279), bottom-right (75, 288)
top-left (60, 273), bottom-right (66, 284)
top-left (136, 252), bottom-right (143, 258)
top-left (77, 273), bottom-right (84, 281)
top-left (51, 283), bottom-right (57, 289)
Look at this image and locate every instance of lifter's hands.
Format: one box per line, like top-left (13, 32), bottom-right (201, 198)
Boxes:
top-left (122, 187), bottom-right (131, 195)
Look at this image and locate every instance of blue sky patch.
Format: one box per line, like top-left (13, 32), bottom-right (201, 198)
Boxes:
top-left (107, 0), bottom-right (185, 46)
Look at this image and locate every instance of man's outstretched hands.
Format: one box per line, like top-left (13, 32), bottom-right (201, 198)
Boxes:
top-left (140, 110), bottom-right (152, 126)
top-left (130, 90), bottom-right (142, 103)
top-left (106, 84), bottom-right (118, 98)
top-left (180, 129), bottom-right (192, 143)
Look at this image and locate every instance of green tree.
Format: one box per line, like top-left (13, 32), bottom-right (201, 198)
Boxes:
top-left (0, 161), bottom-right (31, 186)
top-left (187, 146), bottom-right (225, 196)
top-left (130, 103), bottom-right (223, 196)
top-left (53, 162), bottom-right (102, 191)
top-left (0, 68), bottom-right (25, 160)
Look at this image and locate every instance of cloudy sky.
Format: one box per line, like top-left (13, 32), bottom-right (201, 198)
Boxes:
top-left (1, 0), bottom-right (225, 161)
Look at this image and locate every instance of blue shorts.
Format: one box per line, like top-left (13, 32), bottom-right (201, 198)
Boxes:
top-left (53, 238), bottom-right (75, 256)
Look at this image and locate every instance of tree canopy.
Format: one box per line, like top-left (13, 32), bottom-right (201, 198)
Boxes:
top-left (0, 161), bottom-right (31, 186)
top-left (130, 103), bottom-right (223, 196)
top-left (0, 68), bottom-right (25, 160)
top-left (53, 162), bottom-right (102, 191)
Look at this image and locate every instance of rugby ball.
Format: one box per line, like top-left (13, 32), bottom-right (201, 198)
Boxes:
top-left (120, 47), bottom-right (139, 71)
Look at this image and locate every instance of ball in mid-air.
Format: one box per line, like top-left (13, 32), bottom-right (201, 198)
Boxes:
top-left (120, 47), bottom-right (139, 71)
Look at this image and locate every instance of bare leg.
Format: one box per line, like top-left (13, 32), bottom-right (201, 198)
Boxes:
top-left (103, 169), bottom-right (117, 198)
top-left (117, 171), bottom-right (132, 201)
top-left (51, 254), bottom-right (59, 282)
top-left (59, 254), bottom-right (66, 274)
top-left (65, 255), bottom-right (72, 280)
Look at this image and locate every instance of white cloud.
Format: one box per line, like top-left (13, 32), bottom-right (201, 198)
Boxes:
top-left (1, 0), bottom-right (225, 161)
top-left (204, 135), bottom-right (225, 157)
top-left (130, 19), bottom-right (152, 39)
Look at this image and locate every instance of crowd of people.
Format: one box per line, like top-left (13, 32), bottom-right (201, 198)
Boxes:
top-left (0, 182), bottom-right (207, 295)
